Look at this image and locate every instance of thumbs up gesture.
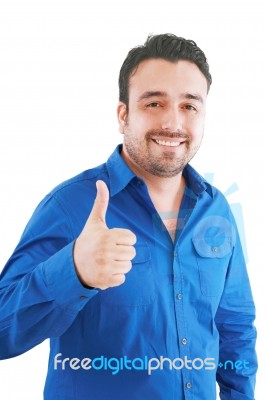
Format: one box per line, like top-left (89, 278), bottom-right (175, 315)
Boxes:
top-left (73, 180), bottom-right (137, 290)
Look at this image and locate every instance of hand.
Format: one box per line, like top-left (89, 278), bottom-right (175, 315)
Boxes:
top-left (73, 180), bottom-right (137, 290)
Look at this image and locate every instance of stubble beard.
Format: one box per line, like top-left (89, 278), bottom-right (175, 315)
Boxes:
top-left (123, 129), bottom-right (201, 178)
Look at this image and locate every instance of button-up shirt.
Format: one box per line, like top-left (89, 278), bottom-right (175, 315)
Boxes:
top-left (0, 145), bottom-right (257, 399)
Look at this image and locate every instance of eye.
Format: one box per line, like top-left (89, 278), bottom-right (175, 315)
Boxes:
top-left (146, 102), bottom-right (161, 108)
top-left (183, 104), bottom-right (197, 111)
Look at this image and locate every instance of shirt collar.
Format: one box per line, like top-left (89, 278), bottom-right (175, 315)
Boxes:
top-left (106, 144), bottom-right (213, 198)
top-left (106, 145), bottom-right (136, 197)
top-left (182, 164), bottom-right (213, 198)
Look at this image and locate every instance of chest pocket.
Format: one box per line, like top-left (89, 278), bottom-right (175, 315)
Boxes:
top-left (192, 216), bottom-right (236, 297)
top-left (100, 242), bottom-right (155, 306)
top-left (192, 236), bottom-right (233, 297)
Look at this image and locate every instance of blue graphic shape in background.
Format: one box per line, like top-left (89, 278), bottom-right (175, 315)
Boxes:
top-left (204, 173), bottom-right (248, 263)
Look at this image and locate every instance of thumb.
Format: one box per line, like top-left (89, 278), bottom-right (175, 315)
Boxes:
top-left (89, 180), bottom-right (110, 225)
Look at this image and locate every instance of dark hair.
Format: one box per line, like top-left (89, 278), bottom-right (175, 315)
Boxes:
top-left (119, 33), bottom-right (212, 108)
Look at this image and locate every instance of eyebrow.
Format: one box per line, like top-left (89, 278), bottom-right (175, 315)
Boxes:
top-left (137, 90), bottom-right (204, 103)
top-left (137, 91), bottom-right (167, 102)
top-left (180, 92), bottom-right (204, 103)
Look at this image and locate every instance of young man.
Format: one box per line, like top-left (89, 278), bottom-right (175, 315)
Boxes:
top-left (0, 34), bottom-right (257, 399)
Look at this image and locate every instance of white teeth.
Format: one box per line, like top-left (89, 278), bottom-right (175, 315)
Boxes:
top-left (155, 139), bottom-right (181, 147)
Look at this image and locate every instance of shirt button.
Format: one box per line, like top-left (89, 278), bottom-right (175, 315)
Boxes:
top-left (136, 180), bottom-right (142, 186)
top-left (80, 296), bottom-right (88, 300)
top-left (176, 293), bottom-right (182, 300)
top-left (174, 251), bottom-right (178, 257)
top-left (212, 246), bottom-right (218, 253)
top-left (181, 338), bottom-right (187, 345)
top-left (186, 382), bottom-right (192, 389)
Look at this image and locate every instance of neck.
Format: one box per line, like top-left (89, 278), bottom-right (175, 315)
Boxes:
top-left (121, 148), bottom-right (186, 212)
top-left (140, 169), bottom-right (184, 196)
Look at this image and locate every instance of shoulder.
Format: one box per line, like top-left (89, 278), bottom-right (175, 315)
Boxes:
top-left (49, 162), bottom-right (107, 198)
top-left (32, 161), bottom-right (108, 220)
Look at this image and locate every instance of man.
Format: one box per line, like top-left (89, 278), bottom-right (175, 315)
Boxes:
top-left (0, 34), bottom-right (257, 399)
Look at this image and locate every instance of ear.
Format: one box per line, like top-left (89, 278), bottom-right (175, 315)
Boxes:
top-left (117, 102), bottom-right (127, 134)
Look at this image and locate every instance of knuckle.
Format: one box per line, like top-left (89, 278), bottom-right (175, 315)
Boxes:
top-left (111, 274), bottom-right (126, 287)
top-left (118, 274), bottom-right (126, 285)
top-left (130, 246), bottom-right (136, 259)
top-left (123, 229), bottom-right (136, 241)
top-left (130, 233), bottom-right (137, 244)
top-left (125, 261), bottom-right (132, 272)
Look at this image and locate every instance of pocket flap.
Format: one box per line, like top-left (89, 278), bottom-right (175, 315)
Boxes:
top-left (192, 237), bottom-right (233, 258)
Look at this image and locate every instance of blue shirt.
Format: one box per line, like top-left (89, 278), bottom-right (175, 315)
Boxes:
top-left (0, 145), bottom-right (257, 399)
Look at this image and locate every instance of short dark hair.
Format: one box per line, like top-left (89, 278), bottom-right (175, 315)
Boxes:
top-left (119, 33), bottom-right (212, 108)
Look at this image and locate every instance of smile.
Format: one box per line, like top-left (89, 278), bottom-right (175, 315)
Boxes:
top-left (153, 139), bottom-right (184, 147)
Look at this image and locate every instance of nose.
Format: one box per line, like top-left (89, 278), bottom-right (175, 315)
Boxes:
top-left (160, 107), bottom-right (183, 132)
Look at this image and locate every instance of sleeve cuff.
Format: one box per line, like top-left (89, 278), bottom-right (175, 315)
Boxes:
top-left (41, 241), bottom-right (99, 314)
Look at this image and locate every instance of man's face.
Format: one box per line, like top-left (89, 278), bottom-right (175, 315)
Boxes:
top-left (117, 58), bottom-right (208, 178)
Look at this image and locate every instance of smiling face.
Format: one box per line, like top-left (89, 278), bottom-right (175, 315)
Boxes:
top-left (117, 58), bottom-right (208, 178)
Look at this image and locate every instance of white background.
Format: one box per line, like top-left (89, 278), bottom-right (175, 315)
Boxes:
top-left (0, 0), bottom-right (265, 398)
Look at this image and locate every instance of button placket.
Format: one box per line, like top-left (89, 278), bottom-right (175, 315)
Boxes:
top-left (173, 246), bottom-right (192, 397)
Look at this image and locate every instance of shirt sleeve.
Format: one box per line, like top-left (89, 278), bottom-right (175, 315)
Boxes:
top-left (0, 194), bottom-right (98, 359)
top-left (215, 212), bottom-right (257, 399)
